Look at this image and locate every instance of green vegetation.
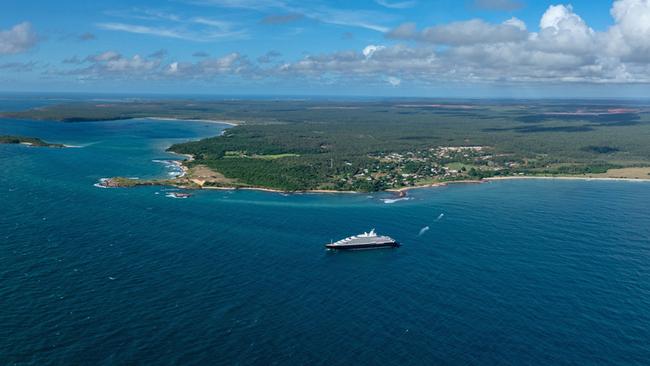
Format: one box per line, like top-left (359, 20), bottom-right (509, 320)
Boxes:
top-left (0, 135), bottom-right (64, 148)
top-left (581, 145), bottom-right (620, 154)
top-left (97, 177), bottom-right (194, 188)
top-left (6, 99), bottom-right (650, 191)
top-left (223, 151), bottom-right (300, 160)
top-left (254, 153), bottom-right (301, 160)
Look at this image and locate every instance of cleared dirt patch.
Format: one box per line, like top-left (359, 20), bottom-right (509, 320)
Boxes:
top-left (188, 164), bottom-right (237, 186)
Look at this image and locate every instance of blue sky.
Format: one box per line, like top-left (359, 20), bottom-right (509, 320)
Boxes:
top-left (1, 0), bottom-right (650, 97)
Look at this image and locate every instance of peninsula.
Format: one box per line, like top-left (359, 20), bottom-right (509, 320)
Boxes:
top-left (5, 99), bottom-right (650, 192)
top-left (0, 135), bottom-right (65, 148)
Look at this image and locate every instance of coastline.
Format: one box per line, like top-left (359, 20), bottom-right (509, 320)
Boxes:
top-left (483, 175), bottom-right (650, 183)
top-left (199, 185), bottom-right (359, 194)
top-left (387, 180), bottom-right (483, 193)
top-left (0, 113), bottom-right (244, 126)
top-left (96, 172), bottom-right (650, 196)
top-left (144, 117), bottom-right (242, 126)
top-left (103, 118), bottom-right (650, 195)
top-left (380, 175), bottom-right (650, 195)
top-left (8, 105), bottom-right (650, 196)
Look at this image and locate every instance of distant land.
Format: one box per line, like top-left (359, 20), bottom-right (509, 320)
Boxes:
top-left (4, 99), bottom-right (650, 192)
top-left (0, 135), bottom-right (65, 148)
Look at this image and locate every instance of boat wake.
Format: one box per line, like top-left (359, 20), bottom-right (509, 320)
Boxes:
top-left (165, 192), bottom-right (192, 199)
top-left (382, 197), bottom-right (412, 204)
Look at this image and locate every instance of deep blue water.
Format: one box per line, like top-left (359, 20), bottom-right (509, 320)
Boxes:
top-left (1, 116), bottom-right (650, 365)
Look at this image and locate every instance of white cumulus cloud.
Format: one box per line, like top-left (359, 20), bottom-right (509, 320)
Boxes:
top-left (532, 4), bottom-right (596, 55)
top-left (363, 45), bottom-right (386, 58)
top-left (51, 0), bottom-right (650, 87)
top-left (606, 0), bottom-right (650, 61)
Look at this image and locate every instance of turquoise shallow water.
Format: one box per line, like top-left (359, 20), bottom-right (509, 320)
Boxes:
top-left (1, 116), bottom-right (650, 365)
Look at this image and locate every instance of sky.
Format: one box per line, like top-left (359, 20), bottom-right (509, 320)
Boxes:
top-left (1, 0), bottom-right (650, 97)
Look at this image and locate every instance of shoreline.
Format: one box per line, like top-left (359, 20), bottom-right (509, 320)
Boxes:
top-left (106, 120), bottom-right (650, 195)
top-left (96, 173), bottom-right (650, 195)
top-left (387, 180), bottom-right (483, 193)
top-left (482, 175), bottom-right (650, 183)
top-left (199, 185), bottom-right (359, 194)
top-left (0, 114), bottom-right (244, 126)
top-left (143, 117), bottom-right (242, 126)
top-left (388, 175), bottom-right (650, 194)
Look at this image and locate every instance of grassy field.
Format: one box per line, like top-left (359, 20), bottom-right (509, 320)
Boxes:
top-left (588, 167), bottom-right (650, 179)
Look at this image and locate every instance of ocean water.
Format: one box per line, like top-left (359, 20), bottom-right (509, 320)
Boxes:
top-left (1, 116), bottom-right (650, 365)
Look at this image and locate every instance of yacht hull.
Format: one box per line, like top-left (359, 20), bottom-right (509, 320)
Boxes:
top-left (325, 242), bottom-right (400, 250)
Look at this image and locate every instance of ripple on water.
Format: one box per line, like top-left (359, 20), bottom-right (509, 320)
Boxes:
top-left (1, 118), bottom-right (650, 365)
